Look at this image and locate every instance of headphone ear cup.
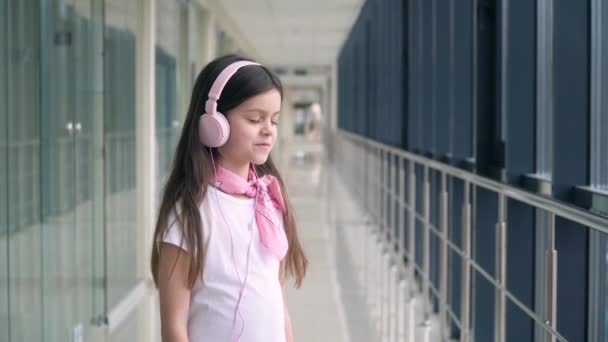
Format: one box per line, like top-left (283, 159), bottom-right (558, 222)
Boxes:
top-left (199, 112), bottom-right (230, 147)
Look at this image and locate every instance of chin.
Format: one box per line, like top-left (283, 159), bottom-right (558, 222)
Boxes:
top-left (251, 153), bottom-right (270, 165)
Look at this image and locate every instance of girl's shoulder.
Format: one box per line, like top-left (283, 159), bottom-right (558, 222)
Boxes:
top-left (161, 201), bottom-right (205, 253)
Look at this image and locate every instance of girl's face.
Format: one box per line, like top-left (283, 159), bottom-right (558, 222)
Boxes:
top-left (218, 88), bottom-right (281, 171)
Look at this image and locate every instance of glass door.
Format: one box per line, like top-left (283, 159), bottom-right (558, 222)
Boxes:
top-left (70, 0), bottom-right (106, 340)
top-left (39, 0), bottom-right (104, 341)
top-left (6, 1), bottom-right (44, 341)
top-left (39, 0), bottom-right (78, 340)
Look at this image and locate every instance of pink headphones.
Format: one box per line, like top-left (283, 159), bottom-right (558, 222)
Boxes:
top-left (199, 60), bottom-right (261, 147)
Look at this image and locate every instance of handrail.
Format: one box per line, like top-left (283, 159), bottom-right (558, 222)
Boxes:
top-left (333, 129), bottom-right (580, 341)
top-left (338, 129), bottom-right (608, 234)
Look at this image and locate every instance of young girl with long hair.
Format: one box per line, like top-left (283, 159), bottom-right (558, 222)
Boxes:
top-left (150, 54), bottom-right (308, 342)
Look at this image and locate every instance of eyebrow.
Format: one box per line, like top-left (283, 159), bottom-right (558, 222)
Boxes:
top-left (245, 108), bottom-right (281, 115)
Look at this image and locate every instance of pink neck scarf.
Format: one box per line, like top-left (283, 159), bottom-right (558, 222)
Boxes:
top-left (213, 165), bottom-right (288, 260)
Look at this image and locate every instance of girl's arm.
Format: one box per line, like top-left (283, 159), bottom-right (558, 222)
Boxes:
top-left (280, 264), bottom-right (295, 342)
top-left (158, 243), bottom-right (192, 342)
top-left (283, 286), bottom-right (294, 342)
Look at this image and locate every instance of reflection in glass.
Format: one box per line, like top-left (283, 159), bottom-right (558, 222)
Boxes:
top-left (6, 1), bottom-right (43, 341)
top-left (39, 1), bottom-right (101, 341)
top-left (156, 47), bottom-right (178, 189)
top-left (103, 19), bottom-right (139, 310)
top-left (155, 0), bottom-right (183, 191)
top-left (0, 0), bottom-right (8, 339)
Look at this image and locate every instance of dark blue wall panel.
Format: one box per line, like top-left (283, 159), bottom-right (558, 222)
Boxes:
top-left (336, 0), bottom-right (598, 340)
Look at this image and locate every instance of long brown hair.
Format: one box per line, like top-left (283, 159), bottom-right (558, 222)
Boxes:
top-left (151, 54), bottom-right (307, 289)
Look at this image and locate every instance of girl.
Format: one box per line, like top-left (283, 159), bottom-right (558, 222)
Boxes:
top-left (151, 54), bottom-right (308, 342)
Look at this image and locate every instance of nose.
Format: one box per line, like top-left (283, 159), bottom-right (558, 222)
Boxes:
top-left (260, 120), bottom-right (273, 135)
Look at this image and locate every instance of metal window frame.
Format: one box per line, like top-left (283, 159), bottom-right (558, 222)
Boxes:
top-left (535, 1), bottom-right (556, 340)
top-left (588, 230), bottom-right (607, 342)
top-left (588, 0), bottom-right (608, 340)
top-left (590, 0), bottom-right (608, 190)
top-left (536, 0), bottom-right (554, 179)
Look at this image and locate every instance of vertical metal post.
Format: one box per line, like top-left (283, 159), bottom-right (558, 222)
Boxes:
top-left (372, 147), bottom-right (381, 320)
top-left (390, 265), bottom-right (399, 342)
top-left (378, 243), bottom-right (385, 334)
top-left (363, 145), bottom-right (371, 296)
top-left (378, 149), bottom-right (383, 232)
top-left (390, 154), bottom-right (397, 247)
top-left (460, 181), bottom-right (472, 342)
top-left (376, 233), bottom-right (383, 329)
top-left (494, 194), bottom-right (507, 342)
top-left (398, 278), bottom-right (407, 341)
top-left (422, 166), bottom-right (431, 320)
top-left (371, 145), bottom-right (375, 217)
top-left (383, 253), bottom-right (391, 341)
top-left (440, 172), bottom-right (449, 340)
top-left (399, 158), bottom-right (406, 257)
top-left (380, 151), bottom-right (388, 336)
top-left (408, 161), bottom-right (417, 296)
top-left (367, 224), bottom-right (376, 309)
top-left (383, 151), bottom-right (389, 240)
top-left (366, 144), bottom-right (371, 214)
top-left (545, 213), bottom-right (557, 342)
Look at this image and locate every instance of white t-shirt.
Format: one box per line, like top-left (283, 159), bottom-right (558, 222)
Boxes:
top-left (162, 186), bottom-right (286, 342)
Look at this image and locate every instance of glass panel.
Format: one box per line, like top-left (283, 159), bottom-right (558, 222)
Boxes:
top-left (1, 1), bottom-right (109, 341)
top-left (155, 48), bottom-right (178, 188)
top-left (39, 0), bottom-right (102, 340)
top-left (85, 0), bottom-right (107, 330)
top-left (0, 1), bottom-right (9, 339)
top-left (39, 0), bottom-right (80, 340)
top-left (103, 1), bottom-right (140, 310)
top-left (155, 0), bottom-right (182, 190)
top-left (70, 0), bottom-right (104, 339)
top-left (7, 1), bottom-right (43, 341)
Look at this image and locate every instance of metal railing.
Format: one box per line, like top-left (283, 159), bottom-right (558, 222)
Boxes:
top-left (332, 129), bottom-right (608, 342)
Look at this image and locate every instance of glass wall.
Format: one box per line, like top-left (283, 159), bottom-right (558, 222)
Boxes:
top-left (5, 1), bottom-right (43, 341)
top-left (155, 0), bottom-right (187, 188)
top-left (1, 0), bottom-right (102, 340)
top-left (1, 0), bottom-right (216, 340)
top-left (1, 1), bottom-right (9, 340)
top-left (2, 0), bottom-right (139, 340)
top-left (39, 0), bottom-right (103, 341)
top-left (103, 0), bottom-right (141, 315)
top-left (155, 45), bottom-right (178, 186)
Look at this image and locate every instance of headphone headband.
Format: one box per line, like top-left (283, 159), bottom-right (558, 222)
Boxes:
top-left (199, 60), bottom-right (261, 148)
top-left (204, 60), bottom-right (260, 115)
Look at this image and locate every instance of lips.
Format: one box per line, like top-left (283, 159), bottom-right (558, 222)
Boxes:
top-left (255, 143), bottom-right (272, 147)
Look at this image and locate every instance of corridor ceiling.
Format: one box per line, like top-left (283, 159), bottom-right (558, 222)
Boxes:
top-left (213, 0), bottom-right (364, 70)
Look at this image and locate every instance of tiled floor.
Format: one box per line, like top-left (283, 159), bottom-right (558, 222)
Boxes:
top-left (279, 138), bottom-right (350, 342)
top-left (279, 137), bottom-right (374, 342)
